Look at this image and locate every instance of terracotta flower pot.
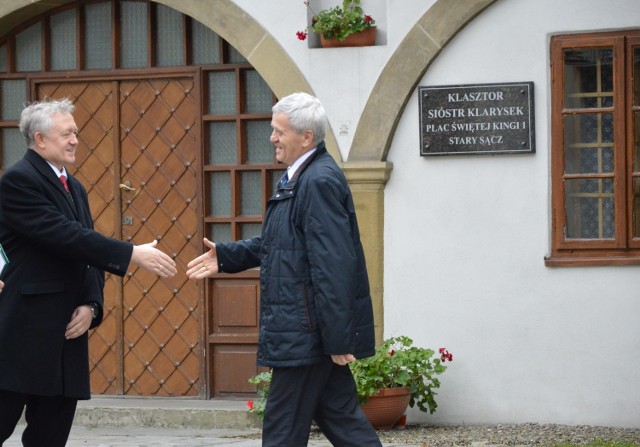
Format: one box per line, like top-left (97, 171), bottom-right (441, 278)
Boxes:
top-left (360, 386), bottom-right (411, 430)
top-left (319, 26), bottom-right (377, 48)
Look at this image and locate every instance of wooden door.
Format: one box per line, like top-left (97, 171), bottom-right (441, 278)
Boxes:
top-left (36, 76), bottom-right (203, 396)
top-left (209, 274), bottom-right (262, 397)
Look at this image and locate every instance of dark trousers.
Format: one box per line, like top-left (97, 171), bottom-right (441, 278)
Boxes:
top-left (262, 358), bottom-right (382, 447)
top-left (0, 389), bottom-right (77, 447)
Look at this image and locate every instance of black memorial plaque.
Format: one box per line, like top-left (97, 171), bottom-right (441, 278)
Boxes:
top-left (419, 82), bottom-right (535, 156)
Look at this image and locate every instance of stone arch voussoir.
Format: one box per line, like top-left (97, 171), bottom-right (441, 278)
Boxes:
top-left (349, 0), bottom-right (499, 163)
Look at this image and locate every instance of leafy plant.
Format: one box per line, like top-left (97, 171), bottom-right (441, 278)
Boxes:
top-left (247, 336), bottom-right (453, 419)
top-left (246, 370), bottom-right (271, 419)
top-left (350, 336), bottom-right (452, 414)
top-left (296, 0), bottom-right (376, 42)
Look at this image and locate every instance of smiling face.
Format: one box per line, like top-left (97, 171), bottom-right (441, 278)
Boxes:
top-left (270, 112), bottom-right (314, 166)
top-left (34, 112), bottom-right (78, 170)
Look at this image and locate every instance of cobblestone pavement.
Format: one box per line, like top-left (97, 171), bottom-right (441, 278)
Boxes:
top-left (8, 422), bottom-right (640, 446)
top-left (6, 425), bottom-right (422, 447)
top-left (7, 426), bottom-right (312, 447)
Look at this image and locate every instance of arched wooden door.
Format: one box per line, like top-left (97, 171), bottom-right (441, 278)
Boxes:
top-left (36, 74), bottom-right (202, 396)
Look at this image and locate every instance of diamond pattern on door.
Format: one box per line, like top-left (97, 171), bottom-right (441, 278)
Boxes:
top-left (37, 81), bottom-right (122, 394)
top-left (119, 78), bottom-right (199, 396)
top-left (36, 76), bottom-right (201, 397)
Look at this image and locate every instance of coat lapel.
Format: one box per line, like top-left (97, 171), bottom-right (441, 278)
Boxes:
top-left (24, 149), bottom-right (79, 219)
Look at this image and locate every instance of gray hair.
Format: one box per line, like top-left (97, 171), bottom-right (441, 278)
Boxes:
top-left (19, 98), bottom-right (75, 148)
top-left (272, 92), bottom-right (327, 146)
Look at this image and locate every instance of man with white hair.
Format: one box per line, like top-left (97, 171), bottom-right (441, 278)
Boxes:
top-left (187, 92), bottom-right (381, 446)
top-left (0, 98), bottom-right (177, 446)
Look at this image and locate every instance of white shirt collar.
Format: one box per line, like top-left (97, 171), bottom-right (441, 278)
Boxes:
top-left (287, 147), bottom-right (316, 180)
top-left (46, 162), bottom-right (67, 179)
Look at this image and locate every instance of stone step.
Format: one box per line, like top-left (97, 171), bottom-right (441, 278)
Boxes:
top-left (27, 396), bottom-right (262, 430)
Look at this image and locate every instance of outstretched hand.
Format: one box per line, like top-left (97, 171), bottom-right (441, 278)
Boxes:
top-left (186, 238), bottom-right (219, 279)
top-left (131, 240), bottom-right (177, 277)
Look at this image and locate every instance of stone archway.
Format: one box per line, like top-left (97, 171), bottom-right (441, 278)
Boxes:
top-left (0, 0), bottom-right (499, 163)
top-left (156, 0), bottom-right (500, 343)
top-left (0, 0), bottom-right (499, 344)
top-left (349, 0), bottom-right (499, 162)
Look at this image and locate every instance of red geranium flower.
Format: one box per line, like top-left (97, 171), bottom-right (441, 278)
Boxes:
top-left (439, 348), bottom-right (453, 363)
top-left (247, 400), bottom-right (254, 410)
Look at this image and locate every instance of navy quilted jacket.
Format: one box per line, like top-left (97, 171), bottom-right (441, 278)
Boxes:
top-left (216, 142), bottom-right (376, 367)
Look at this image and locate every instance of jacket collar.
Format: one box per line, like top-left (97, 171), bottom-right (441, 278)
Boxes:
top-left (25, 149), bottom-right (62, 188)
top-left (24, 149), bottom-right (77, 213)
top-left (287, 141), bottom-right (326, 186)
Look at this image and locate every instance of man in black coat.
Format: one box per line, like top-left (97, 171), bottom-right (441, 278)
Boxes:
top-left (0, 98), bottom-right (177, 447)
top-left (187, 92), bottom-right (381, 446)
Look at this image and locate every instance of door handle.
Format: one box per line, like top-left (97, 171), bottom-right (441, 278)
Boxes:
top-left (119, 181), bottom-right (136, 192)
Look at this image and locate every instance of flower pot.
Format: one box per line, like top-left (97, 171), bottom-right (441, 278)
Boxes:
top-left (360, 387), bottom-right (411, 430)
top-left (320, 26), bottom-right (377, 48)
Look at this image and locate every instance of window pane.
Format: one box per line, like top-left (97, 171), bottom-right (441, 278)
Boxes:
top-left (192, 20), bottom-right (220, 65)
top-left (51, 9), bottom-right (77, 70)
top-left (228, 46), bottom-right (247, 64)
top-left (565, 178), bottom-right (614, 239)
top-left (1, 79), bottom-right (27, 120)
top-left (120, 1), bottom-right (148, 69)
top-left (240, 223), bottom-right (261, 239)
top-left (1, 128), bottom-right (25, 169)
top-left (0, 45), bottom-right (7, 73)
top-left (85, 2), bottom-right (112, 69)
top-left (564, 48), bottom-right (613, 108)
top-left (564, 113), bottom-right (614, 174)
top-left (632, 47), bottom-right (640, 236)
top-left (240, 171), bottom-right (261, 216)
top-left (209, 223), bottom-right (231, 243)
top-left (156, 4), bottom-right (183, 66)
top-left (208, 72), bottom-right (236, 114)
top-left (633, 177), bottom-right (640, 237)
top-left (246, 121), bottom-right (273, 164)
top-left (635, 111), bottom-right (640, 172)
top-left (16, 22), bottom-right (42, 72)
top-left (210, 171), bottom-right (231, 216)
top-left (244, 70), bottom-right (272, 113)
top-left (208, 122), bottom-right (237, 164)
top-left (634, 47), bottom-right (640, 107)
top-left (635, 109), bottom-right (640, 236)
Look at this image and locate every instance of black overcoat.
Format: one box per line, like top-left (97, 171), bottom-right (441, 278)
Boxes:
top-left (0, 149), bottom-right (132, 399)
top-left (216, 143), bottom-right (376, 367)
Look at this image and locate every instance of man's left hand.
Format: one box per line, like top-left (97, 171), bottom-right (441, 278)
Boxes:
top-left (65, 305), bottom-right (93, 339)
top-left (331, 354), bottom-right (356, 365)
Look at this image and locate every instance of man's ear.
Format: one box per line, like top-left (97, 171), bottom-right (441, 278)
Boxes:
top-left (303, 129), bottom-right (314, 147)
top-left (34, 132), bottom-right (46, 149)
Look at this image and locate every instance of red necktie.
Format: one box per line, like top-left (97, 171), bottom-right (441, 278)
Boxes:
top-left (59, 175), bottom-right (69, 192)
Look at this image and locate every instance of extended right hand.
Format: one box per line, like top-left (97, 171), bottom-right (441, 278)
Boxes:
top-left (186, 238), bottom-right (219, 279)
top-left (131, 240), bottom-right (177, 277)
